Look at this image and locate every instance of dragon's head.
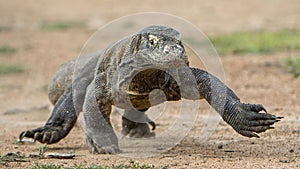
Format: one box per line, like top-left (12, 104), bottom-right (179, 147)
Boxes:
top-left (130, 25), bottom-right (189, 69)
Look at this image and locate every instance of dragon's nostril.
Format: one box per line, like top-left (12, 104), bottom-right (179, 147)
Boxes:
top-left (163, 45), bottom-right (170, 54)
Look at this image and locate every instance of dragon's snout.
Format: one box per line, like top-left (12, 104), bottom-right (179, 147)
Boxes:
top-left (162, 43), bottom-right (184, 55)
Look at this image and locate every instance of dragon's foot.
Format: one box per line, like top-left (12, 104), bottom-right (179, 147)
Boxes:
top-left (121, 116), bottom-right (155, 138)
top-left (19, 126), bottom-right (66, 144)
top-left (86, 135), bottom-right (120, 154)
top-left (227, 103), bottom-right (283, 138)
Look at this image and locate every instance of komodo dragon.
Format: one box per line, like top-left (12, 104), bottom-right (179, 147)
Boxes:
top-left (19, 25), bottom-right (282, 154)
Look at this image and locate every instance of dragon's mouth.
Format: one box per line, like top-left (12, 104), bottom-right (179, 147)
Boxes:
top-left (135, 53), bottom-right (189, 70)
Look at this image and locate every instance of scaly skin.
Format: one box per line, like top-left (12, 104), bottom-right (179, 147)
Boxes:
top-left (19, 25), bottom-right (282, 154)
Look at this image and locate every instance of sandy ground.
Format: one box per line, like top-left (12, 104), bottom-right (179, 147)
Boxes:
top-left (0, 0), bottom-right (299, 168)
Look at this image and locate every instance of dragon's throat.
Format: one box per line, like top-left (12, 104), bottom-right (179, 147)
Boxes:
top-left (113, 68), bottom-right (166, 110)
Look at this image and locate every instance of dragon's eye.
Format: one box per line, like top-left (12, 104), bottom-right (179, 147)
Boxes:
top-left (148, 34), bottom-right (158, 46)
top-left (149, 39), bottom-right (155, 45)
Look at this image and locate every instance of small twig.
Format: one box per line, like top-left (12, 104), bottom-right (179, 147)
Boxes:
top-left (224, 150), bottom-right (242, 153)
top-left (45, 153), bottom-right (76, 159)
top-left (199, 155), bottom-right (228, 158)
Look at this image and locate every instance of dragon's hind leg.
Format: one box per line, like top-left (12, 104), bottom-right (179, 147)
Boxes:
top-left (121, 109), bottom-right (155, 138)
